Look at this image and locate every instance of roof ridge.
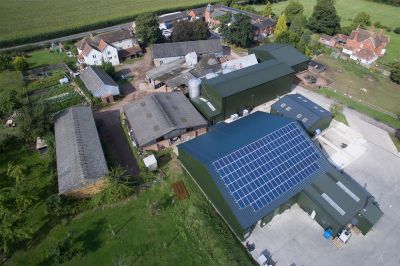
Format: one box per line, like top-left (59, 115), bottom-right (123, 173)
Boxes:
top-left (152, 94), bottom-right (176, 128)
top-left (70, 108), bottom-right (90, 180)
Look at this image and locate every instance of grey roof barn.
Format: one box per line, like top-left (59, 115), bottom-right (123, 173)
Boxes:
top-left (55, 106), bottom-right (108, 195)
top-left (152, 39), bottom-right (223, 59)
top-left (123, 92), bottom-right (207, 147)
top-left (80, 66), bottom-right (120, 98)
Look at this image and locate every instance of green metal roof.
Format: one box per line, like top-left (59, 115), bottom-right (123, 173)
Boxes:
top-left (250, 44), bottom-right (309, 68)
top-left (191, 96), bottom-right (222, 119)
top-left (201, 59), bottom-right (294, 98)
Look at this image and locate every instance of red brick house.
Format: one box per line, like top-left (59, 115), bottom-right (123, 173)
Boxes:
top-left (342, 27), bottom-right (389, 65)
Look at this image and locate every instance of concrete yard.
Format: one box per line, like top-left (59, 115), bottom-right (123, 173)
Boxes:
top-left (246, 87), bottom-right (400, 266)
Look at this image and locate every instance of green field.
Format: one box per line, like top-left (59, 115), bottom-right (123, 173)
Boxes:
top-left (0, 0), bottom-right (210, 46)
top-left (0, 70), bottom-right (24, 93)
top-left (26, 49), bottom-right (74, 69)
top-left (254, 0), bottom-right (400, 63)
top-left (315, 55), bottom-right (400, 115)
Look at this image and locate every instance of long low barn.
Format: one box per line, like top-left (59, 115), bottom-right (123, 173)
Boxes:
top-left (123, 92), bottom-right (208, 151)
top-left (55, 106), bottom-right (108, 198)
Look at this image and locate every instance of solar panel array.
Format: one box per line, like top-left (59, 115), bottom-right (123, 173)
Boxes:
top-left (212, 122), bottom-right (320, 212)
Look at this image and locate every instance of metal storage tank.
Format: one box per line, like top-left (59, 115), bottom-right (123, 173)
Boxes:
top-left (188, 79), bottom-right (201, 99)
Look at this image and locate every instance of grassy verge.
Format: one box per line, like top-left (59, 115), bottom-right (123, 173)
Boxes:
top-left (389, 135), bottom-right (400, 152)
top-left (333, 112), bottom-right (348, 125)
top-left (318, 88), bottom-right (400, 129)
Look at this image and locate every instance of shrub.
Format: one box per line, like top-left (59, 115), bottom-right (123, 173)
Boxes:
top-left (394, 27), bottom-right (400, 34)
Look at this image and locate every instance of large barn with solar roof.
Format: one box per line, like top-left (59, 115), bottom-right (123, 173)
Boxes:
top-left (178, 112), bottom-right (382, 240)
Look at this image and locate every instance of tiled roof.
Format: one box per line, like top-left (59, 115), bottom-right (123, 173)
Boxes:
top-left (152, 39), bottom-right (223, 59)
top-left (80, 66), bottom-right (118, 94)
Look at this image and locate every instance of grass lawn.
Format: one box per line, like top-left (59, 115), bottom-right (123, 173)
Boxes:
top-left (253, 0), bottom-right (400, 63)
top-left (315, 55), bottom-right (400, 115)
top-left (317, 87), bottom-right (400, 129)
top-left (26, 49), bottom-right (74, 69)
top-left (0, 0), bottom-right (210, 45)
top-left (0, 70), bottom-right (24, 93)
top-left (7, 157), bottom-right (253, 265)
top-left (333, 112), bottom-right (348, 125)
top-left (390, 134), bottom-right (400, 152)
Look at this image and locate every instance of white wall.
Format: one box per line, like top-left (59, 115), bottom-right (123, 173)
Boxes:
top-left (83, 49), bottom-right (103, 66)
top-left (111, 38), bottom-right (136, 50)
top-left (102, 45), bottom-right (120, 66)
top-left (93, 84), bottom-right (120, 97)
top-left (154, 56), bottom-right (182, 67)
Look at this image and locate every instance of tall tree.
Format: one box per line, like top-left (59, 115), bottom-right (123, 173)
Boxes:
top-left (261, 1), bottom-right (273, 18)
top-left (135, 13), bottom-right (163, 44)
top-left (274, 13), bottom-right (288, 38)
top-left (308, 0), bottom-right (341, 35)
top-left (284, 0), bottom-right (304, 23)
top-left (0, 53), bottom-right (12, 71)
top-left (101, 62), bottom-right (116, 80)
top-left (172, 20), bottom-right (209, 42)
top-left (289, 15), bottom-right (303, 35)
top-left (220, 13), bottom-right (254, 48)
top-left (390, 62), bottom-right (400, 84)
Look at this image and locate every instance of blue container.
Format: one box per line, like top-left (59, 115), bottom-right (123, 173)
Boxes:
top-left (324, 228), bottom-right (333, 239)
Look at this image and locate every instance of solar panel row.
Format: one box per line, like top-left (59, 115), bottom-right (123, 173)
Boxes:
top-left (213, 122), bottom-right (320, 212)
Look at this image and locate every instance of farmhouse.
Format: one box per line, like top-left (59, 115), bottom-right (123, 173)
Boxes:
top-left (271, 94), bottom-right (332, 135)
top-left (178, 111), bottom-right (382, 240)
top-left (249, 44), bottom-right (310, 73)
top-left (342, 27), bottom-right (389, 66)
top-left (152, 39), bottom-right (223, 66)
top-left (190, 4), bottom-right (276, 41)
top-left (123, 92), bottom-right (207, 151)
top-left (76, 29), bottom-right (142, 66)
top-left (191, 59), bottom-right (295, 123)
top-left (80, 66), bottom-right (120, 103)
top-left (55, 106), bottom-right (108, 198)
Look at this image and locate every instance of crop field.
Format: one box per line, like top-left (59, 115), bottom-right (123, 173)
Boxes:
top-left (0, 0), bottom-right (210, 46)
top-left (254, 0), bottom-right (400, 63)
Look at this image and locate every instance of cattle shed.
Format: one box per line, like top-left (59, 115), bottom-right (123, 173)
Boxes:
top-left (249, 44), bottom-right (309, 73)
top-left (178, 112), bottom-right (382, 240)
top-left (271, 94), bottom-right (332, 134)
top-left (191, 59), bottom-right (294, 123)
top-left (54, 106), bottom-right (108, 198)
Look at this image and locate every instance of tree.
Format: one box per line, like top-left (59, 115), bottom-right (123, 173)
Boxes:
top-left (394, 27), bottom-right (400, 34)
top-left (0, 53), bottom-right (12, 71)
top-left (220, 13), bottom-right (254, 48)
top-left (274, 13), bottom-right (288, 38)
top-left (352, 12), bottom-right (371, 28)
top-left (172, 20), bottom-right (208, 42)
top-left (261, 1), bottom-right (273, 18)
top-left (390, 62), bottom-right (400, 84)
top-left (284, 0), bottom-right (304, 23)
top-left (308, 0), bottom-right (341, 35)
top-left (300, 29), bottom-right (312, 44)
top-left (101, 62), bottom-right (116, 80)
top-left (17, 102), bottom-right (51, 142)
top-left (12, 56), bottom-right (29, 71)
top-left (289, 15), bottom-right (303, 35)
top-left (135, 13), bottom-right (163, 44)
top-left (0, 90), bottom-right (20, 118)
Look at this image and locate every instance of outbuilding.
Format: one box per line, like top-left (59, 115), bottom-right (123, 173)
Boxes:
top-left (249, 44), bottom-right (309, 73)
top-left (80, 66), bottom-right (120, 103)
top-left (271, 94), bottom-right (332, 135)
top-left (191, 59), bottom-right (295, 123)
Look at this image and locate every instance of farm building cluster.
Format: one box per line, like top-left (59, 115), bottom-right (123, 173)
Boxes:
top-left (53, 38), bottom-right (383, 252)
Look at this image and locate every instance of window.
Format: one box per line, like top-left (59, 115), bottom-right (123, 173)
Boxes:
top-left (108, 57), bottom-right (112, 60)
top-left (296, 114), bottom-right (303, 119)
top-left (92, 55), bottom-right (96, 59)
top-left (107, 51), bottom-right (111, 55)
top-left (280, 103), bottom-right (286, 108)
top-left (285, 106), bottom-right (292, 111)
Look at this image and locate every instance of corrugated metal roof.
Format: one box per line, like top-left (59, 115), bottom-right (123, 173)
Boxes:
top-left (251, 44), bottom-right (309, 68)
top-left (80, 66), bottom-right (118, 95)
top-left (55, 106), bottom-right (108, 194)
top-left (152, 39), bottom-right (223, 59)
top-left (178, 112), bottom-right (332, 229)
top-left (271, 94), bottom-right (332, 130)
top-left (202, 59), bottom-right (294, 98)
top-left (124, 92), bottom-right (207, 147)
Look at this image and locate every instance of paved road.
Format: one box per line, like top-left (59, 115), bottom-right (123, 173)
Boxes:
top-left (0, 22), bottom-right (133, 52)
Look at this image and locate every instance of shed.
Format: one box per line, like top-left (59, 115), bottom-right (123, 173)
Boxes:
top-left (192, 59), bottom-right (295, 123)
top-left (80, 66), bottom-right (120, 98)
top-left (54, 106), bottom-right (108, 197)
top-left (143, 154), bottom-right (158, 171)
top-left (59, 77), bottom-right (69, 85)
top-left (249, 44), bottom-right (309, 73)
top-left (271, 94), bottom-right (332, 134)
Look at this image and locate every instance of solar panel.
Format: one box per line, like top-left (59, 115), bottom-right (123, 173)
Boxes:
top-left (212, 122), bottom-right (320, 212)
